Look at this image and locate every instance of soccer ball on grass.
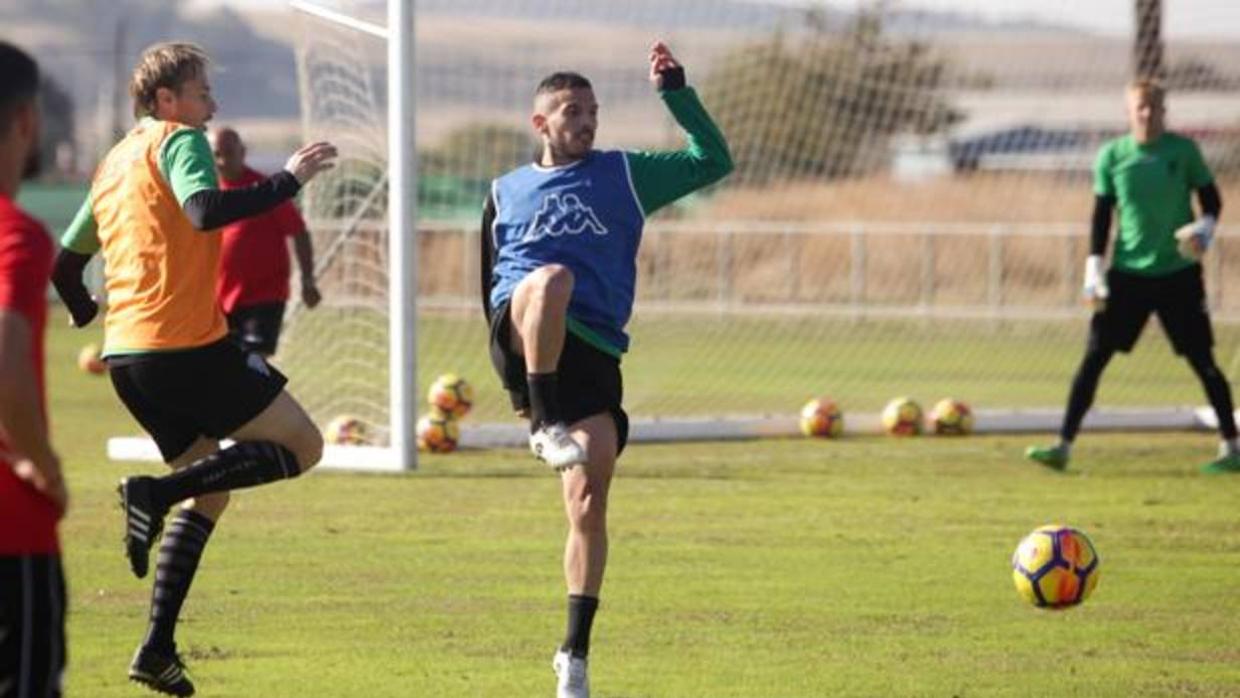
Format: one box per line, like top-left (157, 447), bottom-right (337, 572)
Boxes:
top-left (1011, 525), bottom-right (1100, 609)
top-left (77, 343), bottom-right (106, 374)
top-left (928, 398), bottom-right (973, 435)
top-left (428, 373), bottom-right (473, 418)
top-left (324, 415), bottom-right (371, 446)
top-left (416, 410), bottom-right (460, 453)
top-left (880, 397), bottom-right (923, 436)
top-left (799, 398), bottom-right (844, 438)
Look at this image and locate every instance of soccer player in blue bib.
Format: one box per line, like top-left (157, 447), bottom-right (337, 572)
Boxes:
top-left (481, 42), bottom-right (732, 697)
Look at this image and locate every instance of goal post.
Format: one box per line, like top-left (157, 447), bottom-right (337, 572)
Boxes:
top-left (283, 0), bottom-right (418, 471)
top-left (386, 0), bottom-right (419, 471)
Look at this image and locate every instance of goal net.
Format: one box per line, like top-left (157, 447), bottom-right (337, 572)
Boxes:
top-left (285, 0), bottom-right (1240, 459)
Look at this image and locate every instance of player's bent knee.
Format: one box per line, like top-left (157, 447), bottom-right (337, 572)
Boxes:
top-left (292, 427), bottom-right (324, 472)
top-left (533, 264), bottom-right (574, 301)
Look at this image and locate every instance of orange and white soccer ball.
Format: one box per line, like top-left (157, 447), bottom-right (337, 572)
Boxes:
top-left (928, 398), bottom-right (973, 436)
top-left (799, 398), bottom-right (844, 438)
top-left (427, 373), bottom-right (473, 419)
top-left (416, 410), bottom-right (460, 453)
top-left (77, 343), bottom-right (106, 374)
top-left (880, 397), bottom-right (923, 436)
top-left (324, 415), bottom-right (371, 446)
top-left (1011, 525), bottom-right (1100, 609)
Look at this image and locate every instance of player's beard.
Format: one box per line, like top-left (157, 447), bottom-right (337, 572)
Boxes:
top-left (21, 146), bottom-right (41, 179)
top-left (572, 131), bottom-right (594, 157)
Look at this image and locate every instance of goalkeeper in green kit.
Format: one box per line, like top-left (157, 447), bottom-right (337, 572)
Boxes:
top-left (1026, 80), bottom-right (1237, 474)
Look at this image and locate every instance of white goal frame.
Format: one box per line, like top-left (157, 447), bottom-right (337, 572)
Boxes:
top-left (105, 0), bottom-right (1235, 471)
top-left (108, 0), bottom-right (418, 473)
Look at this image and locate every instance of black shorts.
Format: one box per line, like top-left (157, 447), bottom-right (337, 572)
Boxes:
top-left (226, 302), bottom-right (286, 356)
top-left (109, 340), bottom-right (288, 462)
top-left (489, 301), bottom-right (629, 454)
top-left (1090, 264), bottom-right (1213, 356)
top-left (0, 555), bottom-right (66, 698)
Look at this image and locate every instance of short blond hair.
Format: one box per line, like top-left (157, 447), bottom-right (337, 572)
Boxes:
top-left (1127, 78), bottom-right (1165, 104)
top-left (129, 42), bottom-right (209, 118)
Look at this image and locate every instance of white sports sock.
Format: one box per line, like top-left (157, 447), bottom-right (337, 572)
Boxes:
top-left (1218, 439), bottom-right (1239, 458)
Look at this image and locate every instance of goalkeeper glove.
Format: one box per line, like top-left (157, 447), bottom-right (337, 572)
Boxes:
top-left (1082, 255), bottom-right (1108, 308)
top-left (1174, 215), bottom-right (1217, 261)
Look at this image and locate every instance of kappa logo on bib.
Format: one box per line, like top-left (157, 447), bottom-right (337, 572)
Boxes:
top-left (523, 192), bottom-right (608, 243)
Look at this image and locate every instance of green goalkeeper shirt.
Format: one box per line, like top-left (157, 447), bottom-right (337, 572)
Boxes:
top-left (1093, 132), bottom-right (1213, 276)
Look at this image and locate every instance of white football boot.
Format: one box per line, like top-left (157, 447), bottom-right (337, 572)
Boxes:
top-left (552, 649), bottom-right (589, 698)
top-left (530, 423), bottom-right (587, 471)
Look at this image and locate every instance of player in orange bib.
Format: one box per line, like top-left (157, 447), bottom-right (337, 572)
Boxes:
top-left (51, 42), bottom-right (336, 697)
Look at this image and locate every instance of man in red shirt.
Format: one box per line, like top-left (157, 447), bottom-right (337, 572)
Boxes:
top-left (210, 127), bottom-right (321, 357)
top-left (0, 41), bottom-right (68, 698)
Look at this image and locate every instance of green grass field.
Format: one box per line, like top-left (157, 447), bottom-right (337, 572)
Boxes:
top-left (277, 308), bottom-right (1240, 428)
top-left (44, 309), bottom-right (1240, 697)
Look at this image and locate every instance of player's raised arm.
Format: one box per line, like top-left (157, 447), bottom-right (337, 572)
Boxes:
top-left (625, 41), bottom-right (733, 217)
top-left (178, 140), bottom-right (337, 231)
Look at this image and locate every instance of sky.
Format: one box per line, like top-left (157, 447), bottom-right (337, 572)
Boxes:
top-left (189, 0), bottom-right (1240, 39)
top-left (768, 0), bottom-right (1240, 38)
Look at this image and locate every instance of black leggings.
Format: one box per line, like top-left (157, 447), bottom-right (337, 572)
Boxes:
top-left (1060, 346), bottom-right (1237, 442)
top-left (1188, 351), bottom-right (1238, 440)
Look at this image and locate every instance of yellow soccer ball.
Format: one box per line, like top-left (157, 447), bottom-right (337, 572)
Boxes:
top-left (77, 343), bottom-right (106, 375)
top-left (1011, 525), bottom-right (1100, 609)
top-left (928, 398), bottom-right (974, 436)
top-left (416, 410), bottom-right (460, 453)
top-left (324, 415), bottom-right (371, 446)
top-left (427, 373), bottom-right (473, 419)
top-left (880, 397), bottom-right (923, 436)
top-left (799, 397), bottom-right (844, 438)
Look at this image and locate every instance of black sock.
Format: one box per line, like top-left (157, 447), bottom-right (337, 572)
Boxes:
top-left (143, 510), bottom-right (215, 652)
top-left (527, 372), bottom-right (562, 430)
top-left (561, 594), bottom-right (599, 659)
top-left (1189, 352), bottom-right (1238, 440)
top-left (1061, 347), bottom-right (1113, 442)
top-left (152, 441), bottom-right (301, 509)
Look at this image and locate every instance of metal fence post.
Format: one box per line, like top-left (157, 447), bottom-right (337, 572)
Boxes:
top-left (921, 231), bottom-right (935, 309)
top-left (851, 225), bottom-right (866, 319)
top-left (988, 225), bottom-right (1004, 313)
top-left (1063, 231), bottom-right (1077, 307)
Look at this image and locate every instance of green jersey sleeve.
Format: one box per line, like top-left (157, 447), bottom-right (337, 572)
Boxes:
top-left (60, 193), bottom-right (101, 254)
top-left (1185, 138), bottom-right (1214, 189)
top-left (158, 127), bottom-right (219, 205)
top-left (1092, 142), bottom-right (1116, 198)
top-left (624, 87), bottom-right (734, 216)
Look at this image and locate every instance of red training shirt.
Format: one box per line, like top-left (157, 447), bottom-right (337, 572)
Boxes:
top-left (0, 193), bottom-right (57, 555)
top-left (216, 166), bottom-right (307, 314)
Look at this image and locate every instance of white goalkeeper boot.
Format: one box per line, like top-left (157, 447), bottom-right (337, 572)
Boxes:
top-left (530, 422), bottom-right (587, 471)
top-left (553, 649), bottom-right (589, 698)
